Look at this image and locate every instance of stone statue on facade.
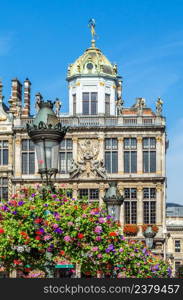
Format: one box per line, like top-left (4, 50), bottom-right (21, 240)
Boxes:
top-left (54, 98), bottom-right (62, 117)
top-left (156, 97), bottom-right (163, 116)
top-left (91, 159), bottom-right (107, 179)
top-left (35, 92), bottom-right (43, 113)
top-left (116, 81), bottom-right (124, 115)
top-left (69, 159), bottom-right (85, 178)
top-left (134, 97), bottom-right (146, 110)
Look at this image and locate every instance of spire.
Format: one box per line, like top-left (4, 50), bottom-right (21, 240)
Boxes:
top-left (88, 18), bottom-right (96, 47)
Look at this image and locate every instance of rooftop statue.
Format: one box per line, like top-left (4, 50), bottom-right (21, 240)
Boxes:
top-left (156, 97), bottom-right (163, 116)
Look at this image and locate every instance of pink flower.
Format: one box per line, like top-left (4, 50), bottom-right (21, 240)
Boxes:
top-left (94, 226), bottom-right (102, 234)
top-left (43, 235), bottom-right (52, 241)
top-left (97, 254), bottom-right (102, 259)
top-left (64, 235), bottom-right (71, 242)
top-left (98, 217), bottom-right (105, 224)
top-left (95, 236), bottom-right (101, 241)
top-left (52, 224), bottom-right (59, 229)
top-left (68, 222), bottom-right (74, 226)
top-left (92, 247), bottom-right (99, 252)
top-left (119, 248), bottom-right (124, 252)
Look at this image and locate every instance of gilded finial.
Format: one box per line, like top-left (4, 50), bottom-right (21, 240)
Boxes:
top-left (88, 18), bottom-right (96, 47)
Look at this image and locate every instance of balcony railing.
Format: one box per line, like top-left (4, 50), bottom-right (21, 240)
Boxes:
top-left (20, 115), bottom-right (165, 128)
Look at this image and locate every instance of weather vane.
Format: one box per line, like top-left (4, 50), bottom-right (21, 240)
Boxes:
top-left (88, 18), bottom-right (96, 46)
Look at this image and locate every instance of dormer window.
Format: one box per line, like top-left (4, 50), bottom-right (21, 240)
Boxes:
top-left (86, 63), bottom-right (93, 70)
top-left (82, 92), bottom-right (98, 115)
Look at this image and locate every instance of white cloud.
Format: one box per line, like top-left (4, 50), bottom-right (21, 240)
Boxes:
top-left (167, 118), bottom-right (183, 205)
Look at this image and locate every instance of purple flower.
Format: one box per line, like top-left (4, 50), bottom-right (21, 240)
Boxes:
top-left (167, 267), bottom-right (172, 277)
top-left (53, 212), bottom-right (60, 217)
top-left (39, 228), bottom-right (45, 234)
top-left (18, 201), bottom-right (24, 206)
top-left (31, 193), bottom-right (35, 197)
top-left (44, 204), bottom-right (48, 207)
top-left (119, 248), bottom-right (124, 252)
top-left (54, 227), bottom-right (63, 234)
top-left (52, 194), bottom-right (57, 198)
top-left (107, 215), bottom-right (112, 220)
top-left (12, 210), bottom-right (17, 215)
top-left (94, 226), bottom-right (102, 234)
top-left (106, 244), bottom-right (114, 253)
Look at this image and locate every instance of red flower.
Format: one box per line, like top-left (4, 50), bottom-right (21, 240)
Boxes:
top-left (77, 233), bottom-right (84, 239)
top-left (59, 250), bottom-right (65, 256)
top-left (0, 228), bottom-right (4, 234)
top-left (13, 259), bottom-right (22, 265)
top-left (9, 200), bottom-right (17, 207)
top-left (35, 236), bottom-right (41, 240)
top-left (20, 231), bottom-right (27, 236)
top-left (34, 218), bottom-right (42, 224)
top-left (109, 232), bottom-right (117, 237)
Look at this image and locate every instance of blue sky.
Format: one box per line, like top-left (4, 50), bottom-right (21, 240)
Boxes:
top-left (0, 0), bottom-right (183, 204)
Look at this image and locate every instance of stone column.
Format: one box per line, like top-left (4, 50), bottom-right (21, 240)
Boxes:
top-left (118, 137), bottom-right (124, 174)
top-left (72, 137), bottom-right (78, 161)
top-left (98, 137), bottom-right (104, 160)
top-left (156, 136), bottom-right (162, 175)
top-left (118, 184), bottom-right (124, 226)
top-left (137, 136), bottom-right (143, 175)
top-left (156, 184), bottom-right (162, 225)
top-left (72, 183), bottom-right (78, 200)
top-left (99, 182), bottom-right (105, 206)
top-left (137, 186), bottom-right (143, 235)
top-left (14, 135), bottom-right (21, 177)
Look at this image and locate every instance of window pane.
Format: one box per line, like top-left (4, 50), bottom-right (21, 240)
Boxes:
top-left (150, 188), bottom-right (156, 199)
top-left (112, 151), bottom-right (118, 173)
top-left (143, 151), bottom-right (149, 172)
top-left (66, 152), bottom-right (73, 173)
top-left (105, 152), bottom-right (111, 173)
top-left (124, 138), bottom-right (130, 149)
top-left (143, 138), bottom-right (149, 149)
top-left (22, 139), bottom-right (28, 151)
top-left (29, 140), bottom-right (35, 151)
top-left (3, 141), bottom-right (8, 148)
top-left (143, 201), bottom-right (149, 224)
top-left (105, 94), bottom-right (110, 115)
top-left (73, 94), bottom-right (76, 115)
top-left (2, 187), bottom-right (8, 200)
top-left (131, 202), bottom-right (137, 224)
top-left (150, 201), bottom-right (156, 224)
top-left (60, 152), bottom-right (66, 173)
top-left (124, 202), bottom-right (130, 224)
top-left (150, 138), bottom-right (156, 149)
top-left (143, 188), bottom-right (149, 199)
top-left (66, 139), bottom-right (73, 150)
top-left (131, 138), bottom-right (137, 149)
top-left (91, 92), bottom-right (97, 101)
top-left (131, 151), bottom-right (137, 173)
top-left (112, 138), bottom-right (118, 149)
top-left (3, 149), bottom-right (8, 165)
top-left (131, 188), bottom-right (137, 199)
top-left (91, 100), bottom-right (97, 115)
top-left (150, 151), bottom-right (156, 172)
top-left (105, 139), bottom-right (111, 150)
top-left (29, 153), bottom-right (35, 174)
top-left (22, 153), bottom-right (28, 174)
top-left (79, 189), bottom-right (88, 200)
top-left (83, 101), bottom-right (89, 115)
top-left (90, 189), bottom-right (99, 200)
top-left (124, 151), bottom-right (129, 173)
top-left (2, 178), bottom-right (8, 185)
top-left (124, 188), bottom-right (130, 199)
top-left (83, 93), bottom-right (89, 101)
top-left (60, 140), bottom-right (65, 149)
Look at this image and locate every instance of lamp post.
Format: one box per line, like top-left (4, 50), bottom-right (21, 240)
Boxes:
top-left (143, 226), bottom-right (156, 249)
top-left (27, 99), bottom-right (68, 278)
top-left (27, 100), bottom-right (67, 190)
top-left (103, 182), bottom-right (124, 222)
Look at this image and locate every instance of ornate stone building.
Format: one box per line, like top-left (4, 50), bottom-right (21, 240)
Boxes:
top-left (0, 34), bottom-right (167, 255)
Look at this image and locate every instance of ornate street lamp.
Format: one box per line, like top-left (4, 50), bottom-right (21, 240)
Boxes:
top-left (27, 100), bottom-right (67, 189)
top-left (103, 182), bottom-right (124, 222)
top-left (143, 226), bottom-right (156, 249)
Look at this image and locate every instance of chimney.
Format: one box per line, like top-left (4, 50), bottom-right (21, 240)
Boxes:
top-left (22, 78), bottom-right (31, 118)
top-left (9, 78), bottom-right (22, 116)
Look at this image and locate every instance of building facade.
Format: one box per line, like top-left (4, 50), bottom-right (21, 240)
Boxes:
top-left (0, 36), bottom-right (167, 255)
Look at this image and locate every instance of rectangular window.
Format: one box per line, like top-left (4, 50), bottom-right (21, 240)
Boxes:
top-left (82, 92), bottom-right (98, 115)
top-left (143, 188), bottom-right (156, 199)
top-left (105, 94), bottom-right (110, 116)
top-left (143, 138), bottom-right (156, 173)
top-left (21, 139), bottom-right (35, 174)
top-left (78, 189), bottom-right (99, 202)
top-left (143, 201), bottom-right (156, 224)
top-left (124, 188), bottom-right (137, 224)
top-left (0, 140), bottom-right (8, 165)
top-left (73, 94), bottom-right (76, 115)
top-left (59, 139), bottom-right (73, 174)
top-left (175, 240), bottom-right (181, 253)
top-left (0, 177), bottom-right (8, 201)
top-left (124, 138), bottom-right (137, 173)
top-left (105, 138), bottom-right (118, 173)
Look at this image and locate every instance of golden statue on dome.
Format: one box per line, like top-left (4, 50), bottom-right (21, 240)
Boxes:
top-left (88, 18), bottom-right (96, 47)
